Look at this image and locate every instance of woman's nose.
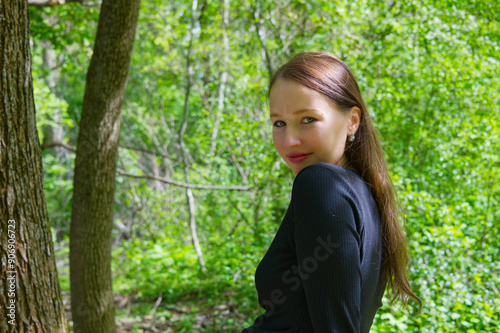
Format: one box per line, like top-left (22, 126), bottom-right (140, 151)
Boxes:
top-left (283, 128), bottom-right (301, 148)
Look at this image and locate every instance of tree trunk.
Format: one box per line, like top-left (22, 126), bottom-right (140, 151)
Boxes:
top-left (209, 0), bottom-right (229, 155)
top-left (178, 0), bottom-right (207, 273)
top-left (69, 1), bottom-right (140, 332)
top-left (0, 1), bottom-right (68, 332)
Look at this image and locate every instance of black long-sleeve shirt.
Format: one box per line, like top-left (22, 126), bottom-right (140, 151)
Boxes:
top-left (242, 162), bottom-right (386, 333)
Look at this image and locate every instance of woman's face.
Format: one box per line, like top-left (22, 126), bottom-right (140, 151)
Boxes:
top-left (269, 79), bottom-right (358, 175)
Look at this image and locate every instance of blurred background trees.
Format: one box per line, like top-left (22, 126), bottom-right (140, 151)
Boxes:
top-left (28, 0), bottom-right (499, 331)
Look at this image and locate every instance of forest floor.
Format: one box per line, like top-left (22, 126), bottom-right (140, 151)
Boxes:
top-left (62, 291), bottom-right (245, 332)
top-left (56, 240), bottom-right (251, 332)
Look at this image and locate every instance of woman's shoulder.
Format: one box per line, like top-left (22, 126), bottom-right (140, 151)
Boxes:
top-left (293, 162), bottom-right (361, 192)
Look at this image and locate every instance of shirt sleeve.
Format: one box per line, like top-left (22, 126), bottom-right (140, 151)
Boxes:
top-left (291, 163), bottom-right (361, 333)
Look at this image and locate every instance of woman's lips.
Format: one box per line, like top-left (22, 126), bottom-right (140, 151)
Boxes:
top-left (288, 153), bottom-right (313, 163)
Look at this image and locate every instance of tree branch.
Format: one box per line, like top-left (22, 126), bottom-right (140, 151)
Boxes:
top-left (41, 141), bottom-right (76, 152)
top-left (28, 0), bottom-right (103, 7)
top-left (116, 169), bottom-right (253, 191)
top-left (42, 141), bottom-right (175, 161)
top-left (119, 144), bottom-right (174, 161)
top-left (41, 141), bottom-right (252, 191)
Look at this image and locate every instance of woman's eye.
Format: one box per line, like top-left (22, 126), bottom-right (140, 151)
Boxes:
top-left (303, 117), bottom-right (316, 124)
top-left (273, 120), bottom-right (286, 127)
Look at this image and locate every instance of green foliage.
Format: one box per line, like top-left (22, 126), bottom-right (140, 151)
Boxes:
top-left (31, 0), bottom-right (499, 331)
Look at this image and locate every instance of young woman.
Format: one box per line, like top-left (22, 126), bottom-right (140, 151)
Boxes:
top-left (242, 52), bottom-right (421, 333)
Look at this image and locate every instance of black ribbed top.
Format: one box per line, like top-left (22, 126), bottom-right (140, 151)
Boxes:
top-left (242, 162), bottom-right (386, 333)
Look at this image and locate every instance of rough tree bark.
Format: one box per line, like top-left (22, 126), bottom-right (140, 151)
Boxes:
top-left (0, 1), bottom-right (68, 332)
top-left (69, 1), bottom-right (140, 332)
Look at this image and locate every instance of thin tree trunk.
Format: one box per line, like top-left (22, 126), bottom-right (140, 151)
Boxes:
top-left (0, 1), bottom-right (67, 332)
top-left (69, 1), bottom-right (140, 332)
top-left (210, 0), bottom-right (229, 155)
top-left (179, 0), bottom-right (206, 273)
top-left (253, 0), bottom-right (274, 79)
top-left (41, 41), bottom-right (64, 156)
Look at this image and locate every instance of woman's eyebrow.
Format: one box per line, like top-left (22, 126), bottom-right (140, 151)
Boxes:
top-left (270, 108), bottom-right (318, 118)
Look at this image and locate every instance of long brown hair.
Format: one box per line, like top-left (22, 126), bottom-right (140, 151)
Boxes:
top-left (270, 51), bottom-right (421, 309)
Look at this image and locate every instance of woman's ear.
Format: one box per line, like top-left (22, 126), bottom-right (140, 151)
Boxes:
top-left (348, 106), bottom-right (361, 134)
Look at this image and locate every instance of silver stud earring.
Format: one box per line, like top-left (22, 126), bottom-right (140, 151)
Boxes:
top-left (349, 134), bottom-right (356, 142)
